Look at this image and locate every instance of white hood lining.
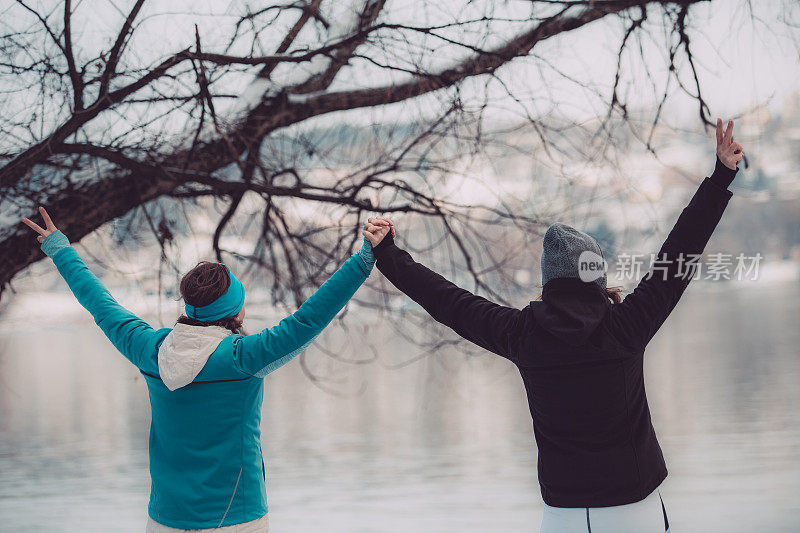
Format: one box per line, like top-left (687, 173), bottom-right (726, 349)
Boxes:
top-left (157, 323), bottom-right (231, 391)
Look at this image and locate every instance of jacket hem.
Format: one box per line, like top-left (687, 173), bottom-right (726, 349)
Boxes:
top-left (146, 507), bottom-right (268, 530)
top-left (540, 469), bottom-right (667, 508)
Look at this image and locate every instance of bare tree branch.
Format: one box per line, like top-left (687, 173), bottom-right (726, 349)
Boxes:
top-left (1, 0), bottom-right (732, 313)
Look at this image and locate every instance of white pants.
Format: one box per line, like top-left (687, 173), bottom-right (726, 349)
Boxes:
top-left (146, 513), bottom-right (269, 533)
top-left (541, 488), bottom-right (669, 533)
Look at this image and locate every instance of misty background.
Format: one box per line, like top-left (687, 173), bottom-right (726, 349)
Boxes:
top-left (1, 0), bottom-right (799, 531)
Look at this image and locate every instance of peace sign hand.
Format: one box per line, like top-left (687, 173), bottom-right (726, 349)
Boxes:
top-left (21, 206), bottom-right (59, 244)
top-left (715, 118), bottom-right (744, 171)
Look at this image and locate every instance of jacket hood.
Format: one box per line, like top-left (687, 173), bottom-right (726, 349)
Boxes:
top-left (157, 322), bottom-right (231, 391)
top-left (532, 277), bottom-right (610, 345)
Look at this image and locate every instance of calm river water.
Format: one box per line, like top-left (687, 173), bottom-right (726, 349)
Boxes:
top-left (1, 281), bottom-right (799, 532)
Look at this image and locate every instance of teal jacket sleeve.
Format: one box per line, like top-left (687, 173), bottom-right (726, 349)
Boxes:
top-left (41, 230), bottom-right (166, 369)
top-left (233, 240), bottom-right (375, 377)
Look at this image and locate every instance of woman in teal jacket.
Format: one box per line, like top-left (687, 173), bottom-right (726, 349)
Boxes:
top-left (21, 207), bottom-right (390, 532)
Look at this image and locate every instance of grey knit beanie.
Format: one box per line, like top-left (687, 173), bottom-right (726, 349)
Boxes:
top-left (541, 222), bottom-right (607, 289)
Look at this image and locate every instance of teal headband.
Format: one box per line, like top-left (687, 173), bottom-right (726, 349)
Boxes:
top-left (184, 264), bottom-right (245, 322)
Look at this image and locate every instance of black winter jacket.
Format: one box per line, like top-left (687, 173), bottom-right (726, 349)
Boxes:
top-left (373, 161), bottom-right (737, 508)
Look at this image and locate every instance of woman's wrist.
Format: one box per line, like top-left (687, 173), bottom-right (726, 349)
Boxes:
top-left (357, 238), bottom-right (376, 268)
top-left (41, 229), bottom-right (71, 258)
top-left (709, 155), bottom-right (738, 189)
top-left (372, 232), bottom-right (395, 252)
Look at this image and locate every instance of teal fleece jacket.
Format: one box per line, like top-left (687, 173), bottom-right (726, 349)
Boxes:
top-left (40, 230), bottom-right (374, 528)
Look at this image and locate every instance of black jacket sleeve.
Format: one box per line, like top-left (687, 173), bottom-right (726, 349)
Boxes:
top-left (373, 236), bottom-right (522, 360)
top-left (609, 158), bottom-right (737, 349)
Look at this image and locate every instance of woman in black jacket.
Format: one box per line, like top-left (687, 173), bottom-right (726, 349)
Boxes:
top-left (367, 118), bottom-right (744, 533)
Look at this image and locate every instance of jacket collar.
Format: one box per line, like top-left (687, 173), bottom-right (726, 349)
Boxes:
top-left (541, 277), bottom-right (608, 302)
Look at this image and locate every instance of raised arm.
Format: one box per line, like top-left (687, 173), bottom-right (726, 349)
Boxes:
top-left (371, 228), bottom-right (522, 360)
top-left (609, 118), bottom-right (744, 349)
top-left (22, 211), bottom-right (166, 369)
top-left (233, 238), bottom-right (377, 377)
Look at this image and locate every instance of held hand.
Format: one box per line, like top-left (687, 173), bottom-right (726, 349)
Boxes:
top-left (362, 222), bottom-right (391, 247)
top-left (715, 118), bottom-right (744, 171)
top-left (367, 217), bottom-right (395, 237)
top-left (362, 216), bottom-right (395, 246)
top-left (21, 206), bottom-right (58, 244)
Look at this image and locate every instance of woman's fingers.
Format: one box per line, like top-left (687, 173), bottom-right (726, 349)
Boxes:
top-left (369, 216), bottom-right (395, 237)
top-left (362, 229), bottom-right (378, 245)
top-left (39, 206), bottom-right (55, 230)
top-left (362, 220), bottom-right (393, 246)
top-left (21, 206), bottom-right (59, 245)
top-left (366, 216), bottom-right (396, 237)
top-left (368, 217), bottom-right (393, 227)
top-left (716, 118), bottom-right (724, 146)
top-left (20, 217), bottom-right (47, 236)
top-left (370, 216), bottom-right (393, 226)
top-left (364, 223), bottom-right (391, 237)
top-left (731, 141), bottom-right (743, 154)
top-left (363, 228), bottom-right (390, 245)
top-left (723, 119), bottom-right (734, 146)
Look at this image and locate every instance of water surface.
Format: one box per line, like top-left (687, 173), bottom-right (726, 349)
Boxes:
top-left (1, 282), bottom-right (799, 532)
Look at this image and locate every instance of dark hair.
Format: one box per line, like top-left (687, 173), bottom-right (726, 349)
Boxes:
top-left (604, 286), bottom-right (623, 304)
top-left (176, 261), bottom-right (244, 335)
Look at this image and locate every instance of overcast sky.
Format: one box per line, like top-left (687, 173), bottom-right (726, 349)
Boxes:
top-left (4, 0), bottom-right (798, 148)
